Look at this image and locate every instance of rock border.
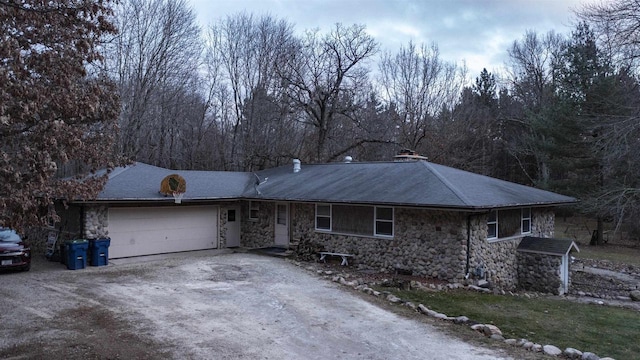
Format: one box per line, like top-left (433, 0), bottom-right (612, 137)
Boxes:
top-left (294, 262), bottom-right (619, 360)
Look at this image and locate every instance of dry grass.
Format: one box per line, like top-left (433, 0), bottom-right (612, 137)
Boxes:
top-left (554, 216), bottom-right (640, 266)
top-left (576, 245), bottom-right (640, 267)
top-left (554, 216), bottom-right (633, 245)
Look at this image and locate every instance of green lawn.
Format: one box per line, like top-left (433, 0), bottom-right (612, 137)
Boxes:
top-left (386, 289), bottom-right (640, 360)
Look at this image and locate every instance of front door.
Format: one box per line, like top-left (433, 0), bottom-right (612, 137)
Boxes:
top-left (226, 206), bottom-right (241, 247)
top-left (274, 203), bottom-right (289, 247)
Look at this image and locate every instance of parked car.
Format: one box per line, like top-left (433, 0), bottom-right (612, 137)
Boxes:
top-left (0, 228), bottom-right (31, 271)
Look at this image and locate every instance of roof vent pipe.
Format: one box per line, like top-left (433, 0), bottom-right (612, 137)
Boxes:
top-left (293, 159), bottom-right (301, 173)
top-left (344, 156), bottom-right (352, 163)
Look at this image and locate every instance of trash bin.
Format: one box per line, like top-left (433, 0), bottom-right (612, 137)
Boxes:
top-left (66, 240), bottom-right (89, 270)
top-left (89, 238), bottom-right (110, 266)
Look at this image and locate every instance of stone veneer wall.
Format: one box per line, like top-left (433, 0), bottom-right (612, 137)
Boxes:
top-left (517, 252), bottom-right (563, 294)
top-left (240, 200), bottom-right (274, 248)
top-left (289, 204), bottom-right (556, 290)
top-left (228, 200), bottom-right (560, 292)
top-left (83, 205), bottom-right (109, 239)
top-left (292, 203), bottom-right (469, 282)
top-left (468, 208), bottom-right (555, 290)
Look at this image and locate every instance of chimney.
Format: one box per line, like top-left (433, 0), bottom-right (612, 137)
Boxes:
top-left (293, 158), bottom-right (301, 173)
top-left (343, 156), bottom-right (353, 163)
top-left (393, 149), bottom-right (428, 162)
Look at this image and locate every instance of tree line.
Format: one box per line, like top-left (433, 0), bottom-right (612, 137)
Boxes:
top-left (1, 0), bottom-right (639, 241)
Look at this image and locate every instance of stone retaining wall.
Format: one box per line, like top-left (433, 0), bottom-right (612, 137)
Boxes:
top-left (517, 252), bottom-right (562, 294)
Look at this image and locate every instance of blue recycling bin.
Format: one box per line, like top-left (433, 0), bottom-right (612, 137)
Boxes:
top-left (66, 240), bottom-right (89, 270)
top-left (89, 238), bottom-right (110, 266)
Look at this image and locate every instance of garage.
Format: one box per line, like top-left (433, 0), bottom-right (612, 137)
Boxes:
top-left (107, 206), bottom-right (219, 258)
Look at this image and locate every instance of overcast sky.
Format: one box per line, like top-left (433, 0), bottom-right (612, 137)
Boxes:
top-left (190, 0), bottom-right (591, 78)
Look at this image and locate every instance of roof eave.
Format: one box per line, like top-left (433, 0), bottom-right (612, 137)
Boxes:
top-left (74, 196), bottom-right (577, 210)
top-left (241, 196), bottom-right (576, 212)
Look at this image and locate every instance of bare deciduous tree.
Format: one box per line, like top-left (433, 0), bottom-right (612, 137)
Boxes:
top-left (579, 0), bottom-right (640, 65)
top-left (205, 13), bottom-right (298, 170)
top-left (506, 30), bottom-right (564, 110)
top-left (106, 0), bottom-right (202, 167)
top-left (278, 23), bottom-right (379, 162)
top-left (378, 42), bottom-right (466, 154)
top-left (504, 30), bottom-right (566, 186)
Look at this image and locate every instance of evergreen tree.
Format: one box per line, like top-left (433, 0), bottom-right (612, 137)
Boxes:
top-left (544, 22), bottom-right (630, 244)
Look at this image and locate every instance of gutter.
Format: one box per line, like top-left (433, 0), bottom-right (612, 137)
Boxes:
top-left (465, 215), bottom-right (471, 278)
top-left (465, 210), bottom-right (492, 279)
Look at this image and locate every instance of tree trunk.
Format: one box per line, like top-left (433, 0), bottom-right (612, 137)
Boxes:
top-left (590, 216), bottom-right (604, 245)
top-left (596, 216), bottom-right (604, 245)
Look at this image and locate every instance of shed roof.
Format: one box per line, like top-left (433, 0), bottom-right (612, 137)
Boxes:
top-left (250, 160), bottom-right (576, 209)
top-left (517, 236), bottom-right (580, 256)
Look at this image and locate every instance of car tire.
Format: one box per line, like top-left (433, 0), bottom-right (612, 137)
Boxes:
top-left (22, 263), bottom-right (31, 272)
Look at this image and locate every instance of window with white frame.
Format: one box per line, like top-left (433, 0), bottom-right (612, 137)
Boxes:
top-left (249, 201), bottom-right (259, 220)
top-left (521, 207), bottom-right (532, 234)
top-left (487, 210), bottom-right (498, 240)
top-left (314, 204), bottom-right (393, 238)
top-left (487, 208), bottom-right (533, 241)
top-left (315, 204), bottom-right (331, 230)
top-left (375, 207), bottom-right (394, 237)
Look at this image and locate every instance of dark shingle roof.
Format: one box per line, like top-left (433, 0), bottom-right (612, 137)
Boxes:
top-left (90, 160), bottom-right (576, 209)
top-left (517, 236), bottom-right (580, 256)
top-left (250, 160), bottom-right (576, 209)
top-left (96, 162), bottom-right (253, 201)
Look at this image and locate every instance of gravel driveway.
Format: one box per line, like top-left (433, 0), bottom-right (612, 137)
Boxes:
top-left (0, 251), bottom-right (512, 359)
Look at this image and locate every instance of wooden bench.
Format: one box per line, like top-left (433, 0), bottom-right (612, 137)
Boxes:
top-left (319, 252), bottom-right (354, 266)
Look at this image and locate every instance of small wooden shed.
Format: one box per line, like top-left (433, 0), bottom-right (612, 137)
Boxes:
top-left (517, 237), bottom-right (580, 295)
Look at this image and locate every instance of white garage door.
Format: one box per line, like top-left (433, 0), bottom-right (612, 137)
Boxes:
top-left (108, 206), bottom-right (218, 258)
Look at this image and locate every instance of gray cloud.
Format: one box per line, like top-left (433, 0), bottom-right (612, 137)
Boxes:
top-left (191, 0), bottom-right (589, 77)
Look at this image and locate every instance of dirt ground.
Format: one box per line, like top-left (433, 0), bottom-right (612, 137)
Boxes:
top-left (0, 251), bottom-right (516, 360)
